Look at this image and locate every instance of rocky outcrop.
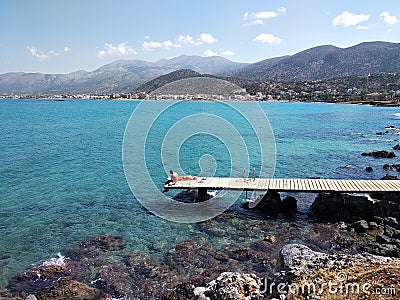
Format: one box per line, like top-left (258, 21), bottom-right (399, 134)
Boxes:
top-left (194, 272), bottom-right (262, 300)
top-left (279, 244), bottom-right (400, 299)
top-left (361, 150), bottom-right (396, 158)
top-left (381, 174), bottom-right (398, 180)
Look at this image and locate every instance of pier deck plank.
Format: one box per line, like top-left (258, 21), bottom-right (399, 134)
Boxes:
top-left (166, 177), bottom-right (400, 193)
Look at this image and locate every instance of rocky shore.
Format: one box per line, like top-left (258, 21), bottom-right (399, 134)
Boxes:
top-left (1, 191), bottom-right (400, 299)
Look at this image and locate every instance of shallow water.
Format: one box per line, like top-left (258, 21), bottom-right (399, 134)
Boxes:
top-left (1, 99), bottom-right (400, 288)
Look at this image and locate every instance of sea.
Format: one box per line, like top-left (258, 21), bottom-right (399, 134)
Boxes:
top-left (1, 99), bottom-right (400, 288)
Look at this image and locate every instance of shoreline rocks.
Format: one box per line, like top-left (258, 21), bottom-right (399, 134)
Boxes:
top-left (361, 150), bottom-right (396, 158)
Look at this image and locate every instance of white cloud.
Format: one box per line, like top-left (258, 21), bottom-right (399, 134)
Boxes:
top-left (27, 46), bottom-right (70, 61)
top-left (142, 40), bottom-right (180, 51)
top-left (198, 33), bottom-right (217, 44)
top-left (332, 11), bottom-right (371, 27)
top-left (254, 33), bottom-right (282, 44)
top-left (97, 42), bottom-right (137, 58)
top-left (203, 49), bottom-right (234, 57)
top-left (243, 7), bottom-right (286, 26)
top-left (204, 49), bottom-right (218, 57)
top-left (252, 11), bottom-right (278, 19)
top-left (381, 12), bottom-right (399, 25)
top-left (177, 35), bottom-right (196, 45)
top-left (221, 50), bottom-right (234, 56)
top-left (356, 25), bottom-right (369, 30)
top-left (177, 33), bottom-right (217, 46)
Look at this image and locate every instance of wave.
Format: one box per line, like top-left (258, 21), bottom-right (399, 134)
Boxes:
top-left (41, 252), bottom-right (66, 267)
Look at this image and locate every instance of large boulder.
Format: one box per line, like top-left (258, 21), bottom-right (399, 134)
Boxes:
top-left (309, 193), bottom-right (375, 222)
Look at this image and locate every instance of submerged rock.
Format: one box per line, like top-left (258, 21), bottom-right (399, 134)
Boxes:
top-left (67, 234), bottom-right (126, 259)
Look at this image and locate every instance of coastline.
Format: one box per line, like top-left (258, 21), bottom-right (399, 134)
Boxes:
top-left (1, 97), bottom-right (400, 107)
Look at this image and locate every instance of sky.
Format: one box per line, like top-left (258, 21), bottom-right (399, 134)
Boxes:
top-left (0, 0), bottom-right (399, 74)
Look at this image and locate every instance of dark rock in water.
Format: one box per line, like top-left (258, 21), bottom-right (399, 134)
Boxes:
top-left (281, 196), bottom-right (297, 212)
top-left (383, 163), bottom-right (392, 170)
top-left (35, 278), bottom-right (106, 300)
top-left (365, 166), bottom-right (374, 172)
top-left (386, 125), bottom-right (397, 129)
top-left (394, 144), bottom-right (400, 150)
top-left (381, 174), bottom-right (398, 180)
top-left (66, 234), bottom-right (126, 259)
top-left (310, 193), bottom-right (375, 222)
top-left (244, 191), bottom-right (297, 214)
top-left (351, 220), bottom-right (369, 233)
top-left (194, 272), bottom-right (262, 300)
top-left (361, 150), bottom-right (396, 158)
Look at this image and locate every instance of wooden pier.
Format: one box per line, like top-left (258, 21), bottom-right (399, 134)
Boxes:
top-left (165, 177), bottom-right (400, 200)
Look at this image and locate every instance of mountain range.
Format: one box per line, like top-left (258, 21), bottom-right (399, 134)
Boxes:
top-left (0, 56), bottom-right (246, 95)
top-left (1, 41), bottom-right (399, 95)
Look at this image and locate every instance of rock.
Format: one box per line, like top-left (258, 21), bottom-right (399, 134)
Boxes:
top-left (93, 264), bottom-right (129, 297)
top-left (365, 166), bottom-right (373, 172)
top-left (244, 191), bottom-right (297, 214)
top-left (26, 295), bottom-right (37, 300)
top-left (280, 244), bottom-right (400, 298)
top-left (35, 278), bottom-right (106, 300)
top-left (381, 174), bottom-right (398, 180)
top-left (263, 235), bottom-right (277, 244)
top-left (383, 163), bottom-right (392, 170)
top-left (369, 221), bottom-right (379, 229)
top-left (7, 254), bottom-right (74, 293)
top-left (68, 234), bottom-right (126, 259)
top-left (195, 272), bottom-right (262, 300)
top-left (310, 193), bottom-right (375, 222)
top-left (376, 234), bottom-right (392, 244)
top-left (361, 150), bottom-right (396, 158)
top-left (280, 196), bottom-right (297, 213)
top-left (351, 220), bottom-right (369, 233)
top-left (394, 144), bottom-right (400, 150)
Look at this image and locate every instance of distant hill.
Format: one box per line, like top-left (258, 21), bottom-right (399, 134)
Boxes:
top-left (228, 41), bottom-right (400, 82)
top-left (0, 55), bottom-right (247, 95)
top-left (136, 69), bottom-right (207, 93)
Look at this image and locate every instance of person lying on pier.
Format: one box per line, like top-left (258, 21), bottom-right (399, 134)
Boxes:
top-left (163, 170), bottom-right (197, 192)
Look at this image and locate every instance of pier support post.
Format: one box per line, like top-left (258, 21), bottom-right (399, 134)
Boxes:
top-left (198, 187), bottom-right (207, 201)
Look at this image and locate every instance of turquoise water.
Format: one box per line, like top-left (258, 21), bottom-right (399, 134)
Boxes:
top-left (1, 99), bottom-right (400, 288)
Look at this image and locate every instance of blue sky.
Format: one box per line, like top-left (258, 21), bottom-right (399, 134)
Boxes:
top-left (0, 0), bottom-right (399, 74)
